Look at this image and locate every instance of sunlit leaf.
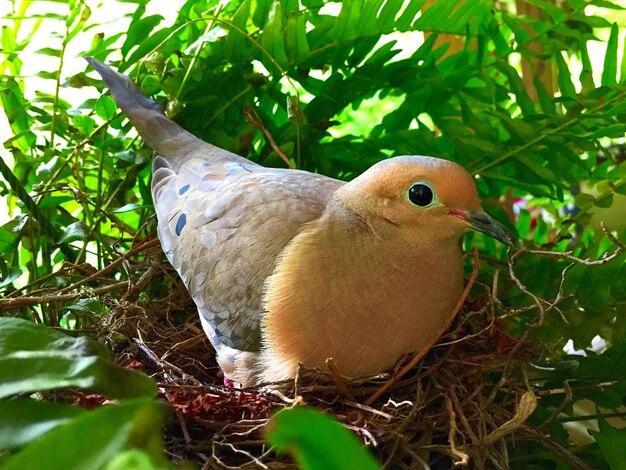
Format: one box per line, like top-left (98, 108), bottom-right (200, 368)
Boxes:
top-left (0, 318), bottom-right (157, 399)
top-left (95, 95), bottom-right (118, 121)
top-left (58, 220), bottom-right (88, 243)
top-left (602, 23), bottom-right (619, 86)
top-left (0, 266), bottom-right (22, 289)
top-left (1, 399), bottom-right (169, 470)
top-left (266, 407), bottom-right (380, 470)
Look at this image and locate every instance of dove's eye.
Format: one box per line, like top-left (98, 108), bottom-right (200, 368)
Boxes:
top-left (407, 182), bottom-right (435, 207)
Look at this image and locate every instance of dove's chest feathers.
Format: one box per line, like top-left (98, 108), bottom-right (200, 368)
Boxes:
top-left (260, 200), bottom-right (464, 382)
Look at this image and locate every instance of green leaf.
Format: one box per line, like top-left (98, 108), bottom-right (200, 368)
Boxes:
top-left (58, 220), bottom-right (88, 243)
top-left (533, 217), bottom-right (548, 245)
top-left (575, 193), bottom-right (596, 211)
top-left (590, 412), bottom-right (626, 470)
top-left (223, 0), bottom-right (251, 62)
top-left (261, 0), bottom-right (289, 70)
top-left (579, 42), bottom-right (596, 93)
top-left (524, 0), bottom-right (568, 22)
top-left (253, 0), bottom-right (271, 28)
top-left (596, 192), bottom-right (613, 208)
top-left (502, 14), bottom-right (531, 44)
top-left (122, 15), bottom-right (164, 57)
top-left (590, 0), bottom-right (626, 8)
top-left (265, 407), bottom-right (380, 470)
top-left (331, 0), bottom-right (363, 41)
top-left (414, 0), bottom-right (491, 34)
top-left (95, 95), bottom-right (118, 121)
top-left (0, 266), bottom-right (22, 289)
top-left (284, 12), bottom-right (310, 63)
top-left (396, 0), bottom-right (426, 31)
top-left (65, 298), bottom-right (105, 316)
top-left (105, 449), bottom-right (161, 470)
top-left (0, 78), bottom-right (36, 152)
top-left (65, 3), bottom-right (91, 44)
top-left (582, 388), bottom-right (623, 409)
top-left (497, 63), bottom-right (535, 116)
top-left (376, 0), bottom-right (404, 33)
top-left (621, 30), bottom-right (626, 84)
top-left (34, 47), bottom-right (62, 57)
top-left (0, 399), bottom-right (85, 450)
top-left (72, 115), bottom-right (97, 136)
top-left (556, 52), bottom-right (577, 98)
top-left (517, 209), bottom-right (531, 239)
top-left (112, 203), bottom-right (150, 213)
top-left (587, 123), bottom-right (626, 139)
top-left (602, 23), bottom-right (619, 86)
top-left (0, 318), bottom-right (157, 399)
top-left (125, 29), bottom-right (172, 68)
top-left (1, 399), bottom-right (169, 470)
top-left (533, 75), bottom-right (556, 115)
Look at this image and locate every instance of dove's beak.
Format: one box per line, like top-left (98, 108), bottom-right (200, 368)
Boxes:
top-left (450, 209), bottom-right (516, 246)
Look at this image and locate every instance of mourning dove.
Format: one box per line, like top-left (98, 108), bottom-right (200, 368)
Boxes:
top-left (87, 58), bottom-right (514, 387)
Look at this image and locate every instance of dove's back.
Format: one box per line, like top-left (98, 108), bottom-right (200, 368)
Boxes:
top-left (87, 58), bottom-right (343, 383)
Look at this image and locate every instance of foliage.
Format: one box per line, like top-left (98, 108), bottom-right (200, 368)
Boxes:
top-left (0, 317), bottom-right (156, 399)
top-left (266, 406), bottom-right (380, 470)
top-left (0, 317), bottom-right (168, 469)
top-left (2, 0), bottom-right (626, 468)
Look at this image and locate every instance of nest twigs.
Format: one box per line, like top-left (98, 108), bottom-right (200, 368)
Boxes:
top-left (98, 236), bottom-right (600, 469)
top-left (5, 226), bottom-right (625, 469)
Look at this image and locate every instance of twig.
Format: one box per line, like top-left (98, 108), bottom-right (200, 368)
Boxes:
top-left (0, 281), bottom-right (128, 310)
top-left (243, 105), bottom-right (295, 169)
top-left (446, 397), bottom-right (470, 465)
top-left (558, 411), bottom-right (626, 423)
top-left (509, 224), bottom-right (624, 272)
top-left (450, 387), bottom-right (479, 444)
top-left (537, 381), bottom-right (573, 431)
top-left (394, 382), bottom-right (427, 435)
top-left (57, 238), bottom-right (161, 295)
top-left (519, 424), bottom-right (594, 470)
top-left (173, 399), bottom-right (191, 445)
top-left (345, 401), bottom-right (394, 420)
top-left (6, 264), bottom-right (90, 297)
top-left (326, 357), bottom-right (356, 402)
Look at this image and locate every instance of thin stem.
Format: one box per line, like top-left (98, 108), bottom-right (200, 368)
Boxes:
top-left (49, 23), bottom-right (69, 149)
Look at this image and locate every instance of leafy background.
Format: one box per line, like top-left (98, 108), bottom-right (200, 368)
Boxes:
top-left (2, 0), bottom-right (626, 468)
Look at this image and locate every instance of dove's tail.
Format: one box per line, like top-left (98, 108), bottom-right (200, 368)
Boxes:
top-left (85, 57), bottom-right (241, 169)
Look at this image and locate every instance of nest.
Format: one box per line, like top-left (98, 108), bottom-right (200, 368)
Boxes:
top-left (88, 245), bottom-right (547, 470)
top-left (8, 233), bottom-right (621, 469)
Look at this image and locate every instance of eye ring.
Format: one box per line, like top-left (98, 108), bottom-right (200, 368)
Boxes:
top-left (406, 181), bottom-right (436, 207)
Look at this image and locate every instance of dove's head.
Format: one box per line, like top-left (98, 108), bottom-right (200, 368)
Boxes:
top-left (336, 155), bottom-right (514, 247)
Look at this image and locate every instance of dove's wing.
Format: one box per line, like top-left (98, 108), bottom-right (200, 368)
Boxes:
top-left (152, 156), bottom-right (342, 352)
top-left (86, 57), bottom-right (343, 350)
top-left (86, 57), bottom-right (347, 382)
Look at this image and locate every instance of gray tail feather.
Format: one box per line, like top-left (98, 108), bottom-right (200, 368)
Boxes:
top-left (85, 57), bottom-right (221, 167)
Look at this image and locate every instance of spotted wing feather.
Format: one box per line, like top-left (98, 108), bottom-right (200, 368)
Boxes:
top-left (152, 157), bottom-right (342, 351)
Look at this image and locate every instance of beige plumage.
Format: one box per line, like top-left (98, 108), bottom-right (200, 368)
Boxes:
top-left (87, 58), bottom-right (514, 387)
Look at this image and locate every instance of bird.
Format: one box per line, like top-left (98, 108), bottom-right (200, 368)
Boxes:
top-left (86, 57), bottom-right (514, 387)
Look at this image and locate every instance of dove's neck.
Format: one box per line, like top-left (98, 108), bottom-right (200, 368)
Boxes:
top-left (260, 200), bottom-right (464, 383)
